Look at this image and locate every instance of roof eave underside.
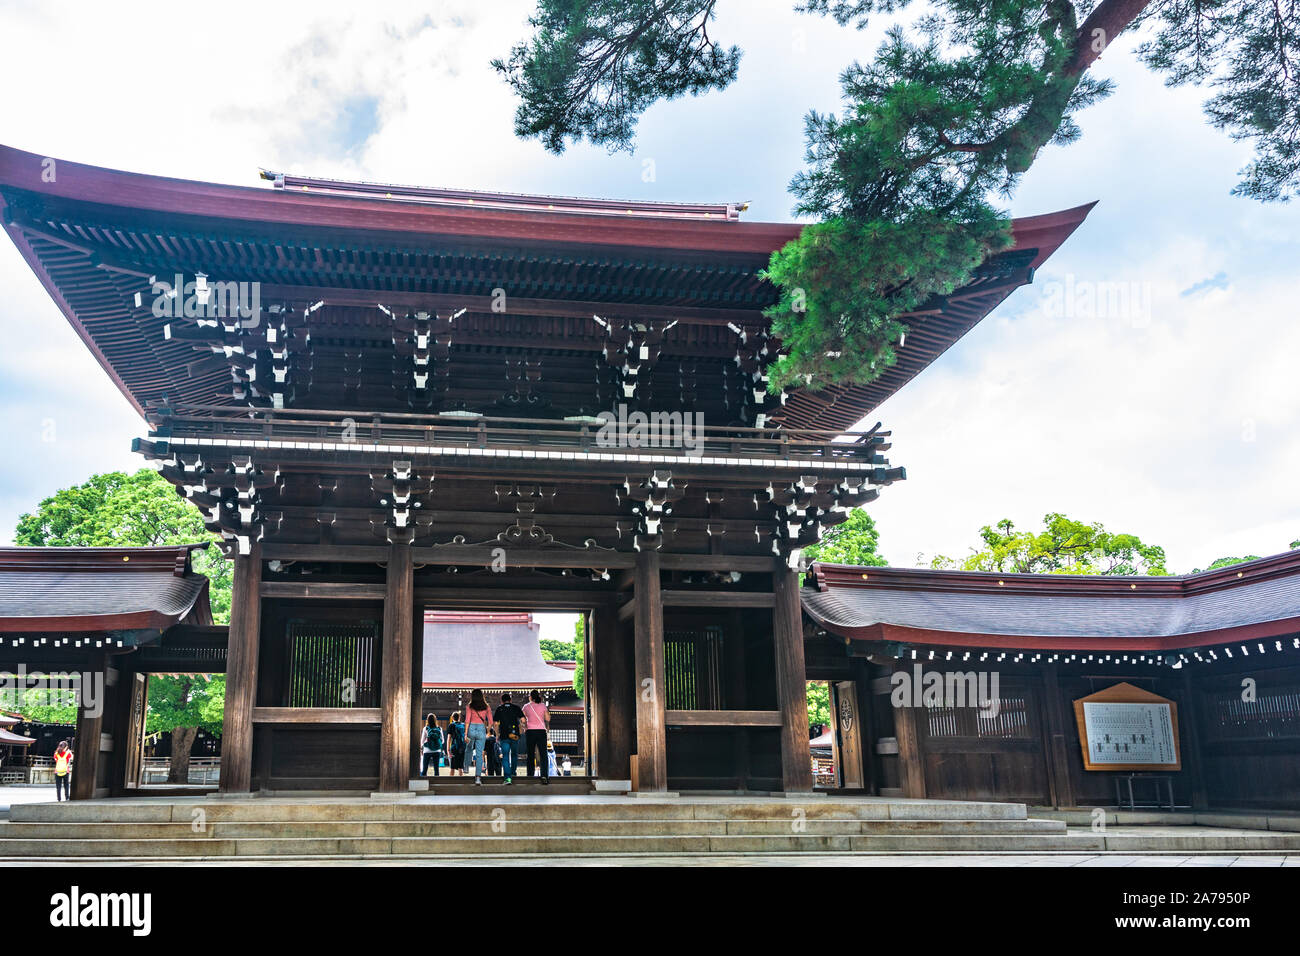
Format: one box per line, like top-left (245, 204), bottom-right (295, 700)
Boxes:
top-left (0, 143), bottom-right (1094, 429)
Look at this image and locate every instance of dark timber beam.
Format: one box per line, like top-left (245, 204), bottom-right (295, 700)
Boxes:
top-left (773, 559), bottom-right (814, 793)
top-left (633, 548), bottom-right (667, 791)
top-left (378, 544), bottom-right (414, 792)
top-left (220, 541), bottom-right (263, 794)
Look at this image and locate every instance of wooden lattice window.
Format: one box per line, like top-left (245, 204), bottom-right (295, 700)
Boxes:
top-left (925, 694), bottom-right (1034, 738)
top-left (286, 620), bottom-right (381, 708)
top-left (664, 625), bottom-right (725, 710)
top-left (1204, 685), bottom-right (1300, 741)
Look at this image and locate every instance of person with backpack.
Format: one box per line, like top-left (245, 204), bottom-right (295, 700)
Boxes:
top-left (447, 711), bottom-right (466, 777)
top-left (485, 730), bottom-right (501, 777)
top-left (420, 714), bottom-right (444, 777)
top-left (493, 692), bottom-right (524, 785)
top-left (522, 689), bottom-right (550, 785)
top-left (52, 740), bottom-right (73, 801)
top-left (463, 688), bottom-right (493, 785)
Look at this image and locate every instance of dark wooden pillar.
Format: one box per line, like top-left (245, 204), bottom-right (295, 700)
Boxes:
top-left (379, 543), bottom-right (414, 792)
top-left (1180, 670), bottom-right (1209, 810)
top-left (593, 605), bottom-right (633, 780)
top-left (220, 541), bottom-right (262, 794)
top-left (409, 601), bottom-right (425, 780)
top-left (773, 560), bottom-right (813, 793)
top-left (633, 548), bottom-right (667, 791)
top-left (71, 650), bottom-right (108, 800)
top-left (894, 701), bottom-right (927, 798)
top-left (1041, 663), bottom-right (1077, 808)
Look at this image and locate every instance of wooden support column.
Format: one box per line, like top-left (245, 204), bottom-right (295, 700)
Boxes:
top-left (592, 605), bottom-right (633, 781)
top-left (773, 560), bottom-right (813, 793)
top-left (894, 700), bottom-right (927, 798)
top-left (1180, 670), bottom-right (1209, 810)
top-left (379, 543), bottom-right (414, 792)
top-left (1041, 664), bottom-right (1077, 808)
top-left (633, 548), bottom-right (667, 791)
top-left (71, 650), bottom-right (108, 800)
top-left (220, 541), bottom-right (262, 794)
top-left (409, 601), bottom-right (425, 780)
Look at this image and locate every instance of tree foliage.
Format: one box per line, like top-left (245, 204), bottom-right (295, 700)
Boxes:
top-left (573, 615), bottom-right (586, 697)
top-left (145, 674), bottom-right (224, 784)
top-left (803, 508), bottom-right (888, 566)
top-left (13, 468), bottom-right (231, 624)
top-left (929, 512), bottom-right (1168, 575)
top-left (499, 0), bottom-right (1300, 388)
top-left (492, 0), bottom-right (740, 153)
top-left (807, 680), bottom-right (831, 728)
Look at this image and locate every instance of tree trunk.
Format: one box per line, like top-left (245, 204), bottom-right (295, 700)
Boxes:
top-left (168, 726), bottom-right (199, 784)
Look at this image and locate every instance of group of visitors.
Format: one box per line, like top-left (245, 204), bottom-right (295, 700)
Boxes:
top-left (421, 689), bottom-right (560, 785)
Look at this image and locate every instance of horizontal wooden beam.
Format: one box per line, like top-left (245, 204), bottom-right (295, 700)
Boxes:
top-left (258, 284), bottom-right (767, 328)
top-left (251, 707), bottom-right (382, 724)
top-left (260, 581), bottom-right (386, 600)
top-left (664, 710), bottom-right (784, 727)
top-left (661, 590), bottom-right (774, 608)
top-left (414, 587), bottom-right (618, 609)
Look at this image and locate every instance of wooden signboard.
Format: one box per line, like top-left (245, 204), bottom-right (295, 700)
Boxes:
top-left (1073, 682), bottom-right (1181, 772)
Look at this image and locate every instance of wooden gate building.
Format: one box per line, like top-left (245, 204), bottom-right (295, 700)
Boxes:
top-left (0, 143), bottom-right (1091, 795)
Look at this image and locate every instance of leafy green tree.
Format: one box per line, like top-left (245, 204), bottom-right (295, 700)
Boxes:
top-left (1193, 539), bottom-right (1300, 573)
top-left (573, 615), bottom-right (586, 697)
top-left (13, 468), bottom-right (231, 623)
top-left (803, 508), bottom-right (888, 567)
top-left (499, 1), bottom-right (1300, 388)
top-left (806, 680), bottom-right (831, 729)
top-left (492, 1), bottom-right (741, 153)
top-left (145, 675), bottom-right (224, 784)
top-left (538, 638), bottom-right (578, 661)
top-left (930, 512), bottom-right (1168, 575)
top-left (6, 688), bottom-right (78, 726)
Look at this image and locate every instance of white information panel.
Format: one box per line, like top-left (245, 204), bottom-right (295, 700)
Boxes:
top-left (1082, 701), bottom-right (1178, 766)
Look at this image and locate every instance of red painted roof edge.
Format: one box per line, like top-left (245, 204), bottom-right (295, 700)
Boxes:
top-left (809, 547), bottom-right (1300, 599)
top-left (0, 143), bottom-right (1093, 259)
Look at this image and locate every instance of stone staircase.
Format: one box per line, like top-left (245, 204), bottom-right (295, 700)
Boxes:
top-left (3, 796), bottom-right (1299, 859)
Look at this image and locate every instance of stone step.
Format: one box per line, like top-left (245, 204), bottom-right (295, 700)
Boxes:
top-left (0, 816), bottom-right (1067, 840)
top-left (8, 797), bottom-right (1028, 825)
top-left (2, 828), bottom-right (1296, 858)
top-left (0, 832), bottom-right (1092, 857)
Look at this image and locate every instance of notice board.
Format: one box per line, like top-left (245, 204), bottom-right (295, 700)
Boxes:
top-left (1073, 681), bottom-right (1181, 772)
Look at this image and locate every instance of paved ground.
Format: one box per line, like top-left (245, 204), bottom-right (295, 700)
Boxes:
top-left (1, 853), bottom-right (1297, 866)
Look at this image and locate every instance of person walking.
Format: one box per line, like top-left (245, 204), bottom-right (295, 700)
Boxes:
top-left (463, 689), bottom-right (493, 785)
top-left (52, 740), bottom-right (73, 801)
top-left (493, 692), bottom-right (524, 785)
top-left (447, 711), bottom-right (466, 777)
top-left (420, 714), bottom-right (444, 777)
top-left (485, 730), bottom-right (501, 777)
top-left (522, 689), bottom-right (550, 785)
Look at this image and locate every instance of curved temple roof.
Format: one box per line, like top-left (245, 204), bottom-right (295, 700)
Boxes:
top-left (803, 551), bottom-right (1300, 653)
top-left (0, 143), bottom-right (1093, 431)
top-left (422, 611), bottom-right (574, 690)
top-left (0, 544), bottom-right (212, 636)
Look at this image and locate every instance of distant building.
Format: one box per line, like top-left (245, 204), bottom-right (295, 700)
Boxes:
top-left (421, 611), bottom-right (584, 762)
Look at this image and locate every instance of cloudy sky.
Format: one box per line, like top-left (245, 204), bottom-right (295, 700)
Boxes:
top-left (1, 0), bottom-right (1297, 578)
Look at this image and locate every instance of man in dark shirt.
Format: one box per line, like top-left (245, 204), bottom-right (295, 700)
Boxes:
top-left (493, 693), bottom-right (525, 784)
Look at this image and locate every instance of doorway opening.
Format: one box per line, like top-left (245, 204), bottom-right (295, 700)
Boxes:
top-left (417, 608), bottom-right (589, 786)
top-left (129, 672), bottom-right (224, 790)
